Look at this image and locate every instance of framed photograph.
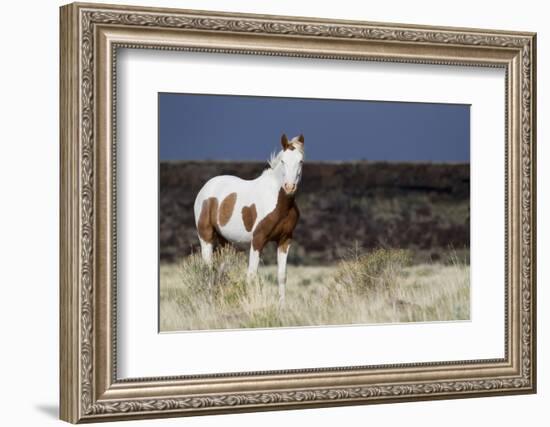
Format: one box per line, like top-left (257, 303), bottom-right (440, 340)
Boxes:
top-left (60, 2), bottom-right (537, 423)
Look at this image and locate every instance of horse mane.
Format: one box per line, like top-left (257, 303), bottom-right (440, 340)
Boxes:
top-left (267, 151), bottom-right (282, 169)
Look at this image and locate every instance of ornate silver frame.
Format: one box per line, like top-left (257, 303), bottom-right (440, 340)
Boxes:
top-left (60, 2), bottom-right (537, 423)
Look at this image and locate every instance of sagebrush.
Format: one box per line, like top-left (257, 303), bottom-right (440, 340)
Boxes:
top-left (333, 248), bottom-right (412, 294)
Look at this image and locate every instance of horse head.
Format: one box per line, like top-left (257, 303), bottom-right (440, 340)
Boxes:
top-left (279, 134), bottom-right (305, 196)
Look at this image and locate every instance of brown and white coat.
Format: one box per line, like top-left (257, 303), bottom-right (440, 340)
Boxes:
top-left (194, 134), bottom-right (304, 303)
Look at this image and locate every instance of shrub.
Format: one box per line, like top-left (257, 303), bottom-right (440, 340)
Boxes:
top-left (333, 248), bottom-right (412, 295)
top-left (179, 245), bottom-right (248, 304)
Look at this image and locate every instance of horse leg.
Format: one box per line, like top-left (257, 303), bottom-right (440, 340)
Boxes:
top-left (196, 197), bottom-right (218, 265)
top-left (246, 244), bottom-right (261, 283)
top-left (198, 236), bottom-right (213, 266)
top-left (277, 239), bottom-right (291, 305)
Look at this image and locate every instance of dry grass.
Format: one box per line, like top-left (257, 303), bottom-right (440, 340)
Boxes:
top-left (160, 247), bottom-right (470, 332)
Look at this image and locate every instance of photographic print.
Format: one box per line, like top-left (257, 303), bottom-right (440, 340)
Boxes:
top-left (159, 93), bottom-right (470, 332)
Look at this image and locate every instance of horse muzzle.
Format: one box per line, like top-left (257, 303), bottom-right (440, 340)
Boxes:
top-left (283, 183), bottom-right (297, 195)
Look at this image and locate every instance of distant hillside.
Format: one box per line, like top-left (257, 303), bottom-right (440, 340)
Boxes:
top-left (160, 161), bottom-right (470, 265)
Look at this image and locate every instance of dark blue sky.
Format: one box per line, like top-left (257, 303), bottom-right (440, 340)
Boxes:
top-left (159, 93), bottom-right (470, 162)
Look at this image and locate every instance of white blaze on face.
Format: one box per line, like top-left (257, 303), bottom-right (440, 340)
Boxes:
top-left (280, 145), bottom-right (304, 195)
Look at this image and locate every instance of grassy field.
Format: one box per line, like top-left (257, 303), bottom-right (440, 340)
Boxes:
top-left (160, 247), bottom-right (470, 332)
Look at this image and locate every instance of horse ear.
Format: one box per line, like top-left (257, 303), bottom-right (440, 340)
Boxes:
top-left (298, 134), bottom-right (305, 144)
top-left (281, 134), bottom-right (289, 149)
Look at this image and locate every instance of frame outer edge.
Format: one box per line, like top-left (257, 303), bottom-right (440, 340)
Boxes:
top-left (60, 2), bottom-right (537, 422)
top-left (60, 3), bottom-right (81, 424)
top-left (529, 33), bottom-right (537, 393)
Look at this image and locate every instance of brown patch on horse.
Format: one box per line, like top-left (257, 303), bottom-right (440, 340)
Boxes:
top-left (219, 192), bottom-right (237, 226)
top-left (278, 236), bottom-right (292, 253)
top-left (281, 134), bottom-right (305, 151)
top-left (197, 197), bottom-right (219, 243)
top-left (252, 189), bottom-right (299, 252)
top-left (281, 133), bottom-right (295, 150)
top-left (241, 203), bottom-right (257, 232)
